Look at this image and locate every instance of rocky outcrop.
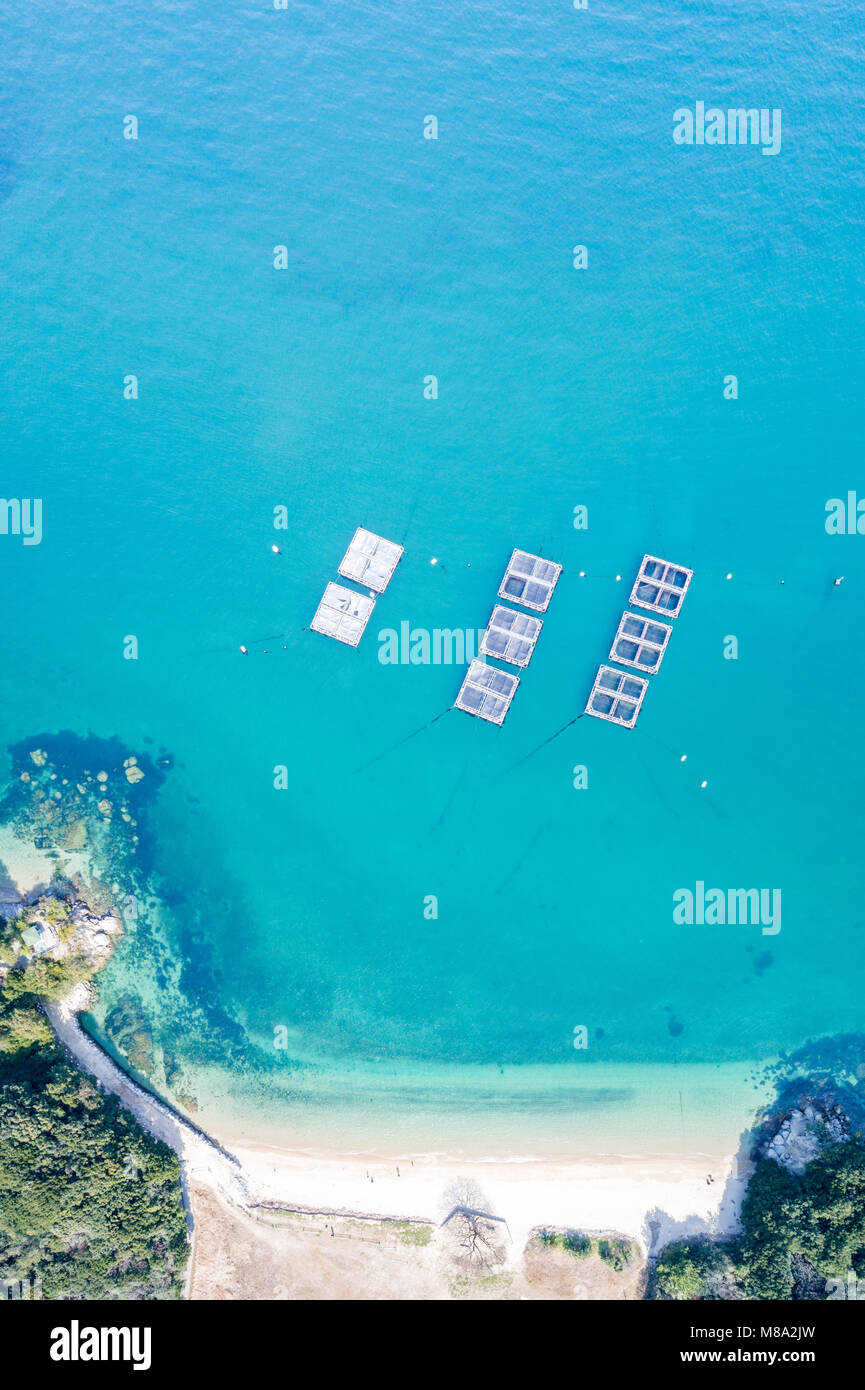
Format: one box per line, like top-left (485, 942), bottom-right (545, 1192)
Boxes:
top-left (761, 1097), bottom-right (849, 1176)
top-left (1, 890), bottom-right (122, 971)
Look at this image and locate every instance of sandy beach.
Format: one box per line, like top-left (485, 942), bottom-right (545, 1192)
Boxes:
top-left (3, 831), bottom-right (758, 1294)
top-left (0, 824), bottom-right (91, 897)
top-left (230, 1138), bottom-right (750, 1255)
top-left (46, 984), bottom-right (751, 1270)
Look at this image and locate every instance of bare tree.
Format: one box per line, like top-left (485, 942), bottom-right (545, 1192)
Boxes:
top-left (440, 1178), bottom-right (507, 1271)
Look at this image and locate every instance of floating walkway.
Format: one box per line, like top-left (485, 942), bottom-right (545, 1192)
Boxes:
top-left (311, 527), bottom-right (403, 648)
top-left (586, 553), bottom-right (692, 729)
top-left (455, 549), bottom-right (562, 725)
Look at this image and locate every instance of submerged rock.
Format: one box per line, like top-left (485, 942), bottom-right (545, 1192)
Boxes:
top-left (105, 993), bottom-right (155, 1078)
top-left (62, 819), bottom-right (87, 851)
top-left (163, 1048), bottom-right (181, 1088)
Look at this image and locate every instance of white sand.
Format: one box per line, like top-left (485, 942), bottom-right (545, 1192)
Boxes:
top-left (3, 820), bottom-right (759, 1262)
top-left (0, 823), bottom-right (91, 897)
top-left (45, 986), bottom-right (751, 1257)
top-left (232, 1139), bottom-right (750, 1255)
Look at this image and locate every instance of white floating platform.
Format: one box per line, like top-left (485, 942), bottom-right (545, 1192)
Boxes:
top-left (609, 611), bottom-right (672, 674)
top-left (497, 549), bottom-right (562, 613)
top-left (454, 659), bottom-right (520, 725)
top-left (630, 554), bottom-right (693, 617)
top-left (337, 527), bottom-right (404, 594)
top-left (310, 582), bottom-right (375, 647)
top-left (585, 665), bottom-right (648, 729)
top-left (479, 604), bottom-right (543, 669)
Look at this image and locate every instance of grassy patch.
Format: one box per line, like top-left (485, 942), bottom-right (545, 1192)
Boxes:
top-left (536, 1229), bottom-right (633, 1269)
top-left (391, 1221), bottom-right (433, 1247)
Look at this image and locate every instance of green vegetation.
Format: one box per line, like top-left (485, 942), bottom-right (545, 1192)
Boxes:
top-left (563, 1230), bottom-right (593, 1257)
top-left (651, 1142), bottom-right (865, 1300)
top-left (0, 894), bottom-right (73, 964)
top-left (37, 895), bottom-right (72, 930)
top-left (1, 954), bottom-right (93, 1013)
top-left (538, 1229), bottom-right (630, 1265)
top-left (597, 1236), bottom-right (633, 1272)
top-left (0, 929), bottom-right (188, 1299)
top-left (652, 1236), bottom-right (738, 1301)
top-left (391, 1220), bottom-right (433, 1247)
top-left (737, 1144), bottom-right (865, 1298)
top-left (0, 914), bottom-right (22, 965)
top-left (449, 1271), bottom-right (515, 1298)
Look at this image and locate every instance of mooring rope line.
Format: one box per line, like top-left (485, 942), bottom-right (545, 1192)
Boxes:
top-left (192, 625), bottom-right (310, 657)
top-left (565, 570), bottom-right (849, 591)
top-left (499, 712), bottom-right (584, 777)
top-left (492, 820), bottom-right (550, 894)
top-left (238, 626), bottom-right (310, 656)
top-left (355, 706), bottom-right (453, 773)
top-left (400, 488), bottom-right (423, 547)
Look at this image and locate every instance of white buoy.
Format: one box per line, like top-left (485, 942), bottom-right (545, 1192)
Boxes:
top-left (430, 556), bottom-right (438, 566)
top-left (579, 570), bottom-right (586, 578)
top-left (680, 754), bottom-right (687, 763)
top-left (726, 573), bottom-right (732, 580)
top-left (272, 544), bottom-right (280, 554)
top-left (700, 780), bottom-right (708, 789)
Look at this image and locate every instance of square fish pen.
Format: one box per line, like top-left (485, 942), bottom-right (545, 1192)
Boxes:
top-left (454, 660), bottom-right (520, 725)
top-left (497, 550), bottom-right (562, 613)
top-left (337, 527), bottom-right (404, 594)
top-left (585, 665), bottom-right (648, 728)
top-left (609, 612), bottom-right (672, 674)
top-left (630, 554), bottom-right (693, 617)
top-left (479, 604), bottom-right (543, 668)
top-left (310, 582), bottom-right (375, 647)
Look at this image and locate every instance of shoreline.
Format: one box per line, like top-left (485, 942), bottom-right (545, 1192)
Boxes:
top-left (0, 830), bottom-right (762, 1263)
top-left (231, 1139), bottom-right (751, 1255)
top-left (47, 987), bottom-right (753, 1257)
top-left (184, 1062), bottom-right (767, 1164)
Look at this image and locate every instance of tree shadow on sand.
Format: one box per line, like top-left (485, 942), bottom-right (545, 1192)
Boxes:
top-left (642, 1123), bottom-right (758, 1258)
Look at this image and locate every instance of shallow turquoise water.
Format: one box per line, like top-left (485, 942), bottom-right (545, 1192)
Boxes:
top-left (2, 1), bottom-right (864, 1144)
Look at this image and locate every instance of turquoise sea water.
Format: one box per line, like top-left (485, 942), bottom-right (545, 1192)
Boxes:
top-left (2, 1), bottom-right (864, 1152)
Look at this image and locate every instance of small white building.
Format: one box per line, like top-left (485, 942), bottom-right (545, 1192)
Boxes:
top-left (20, 921), bottom-right (59, 956)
